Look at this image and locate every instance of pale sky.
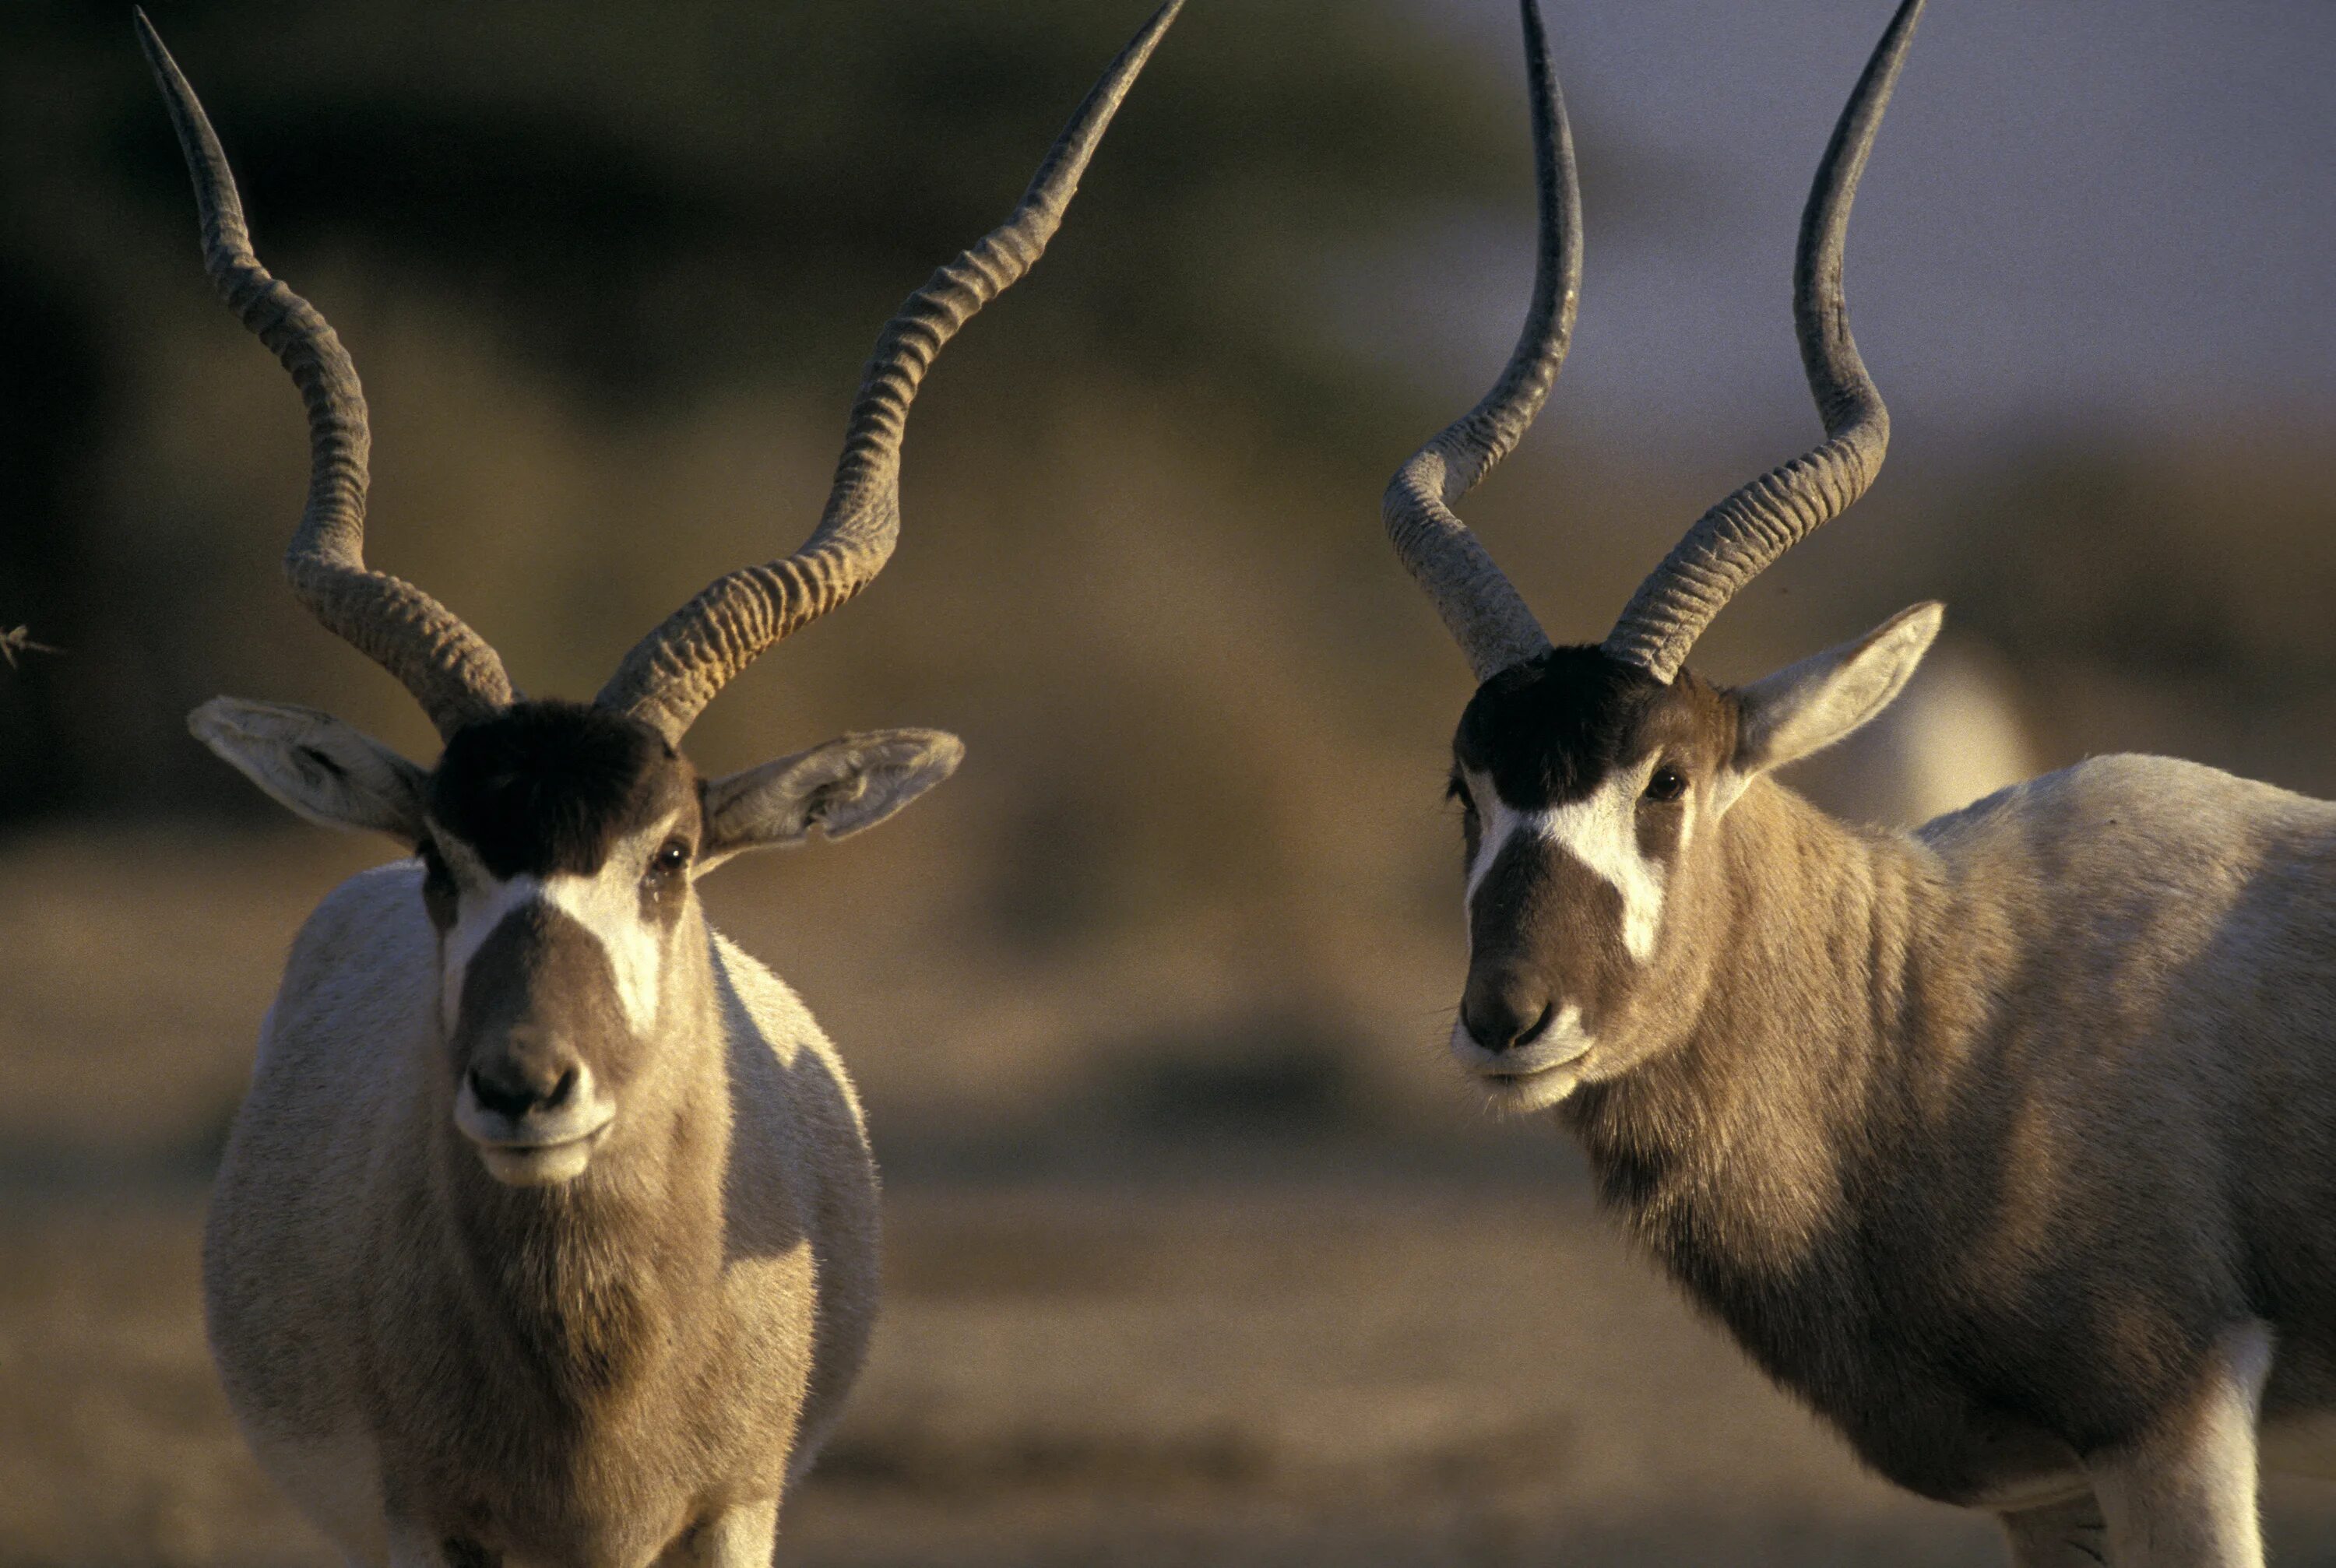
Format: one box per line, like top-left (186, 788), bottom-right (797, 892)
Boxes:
top-left (1367, 0), bottom-right (2336, 459)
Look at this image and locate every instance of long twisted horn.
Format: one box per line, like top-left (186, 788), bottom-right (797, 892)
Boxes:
top-left (596, 1), bottom-right (1184, 744)
top-left (1603, 0), bottom-right (1923, 684)
top-left (1383, 0), bottom-right (1579, 684)
top-left (137, 10), bottom-right (515, 740)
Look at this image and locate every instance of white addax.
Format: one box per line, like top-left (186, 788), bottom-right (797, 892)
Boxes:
top-left (1382, 4), bottom-right (2336, 1564)
top-left (140, 5), bottom-right (1181, 1563)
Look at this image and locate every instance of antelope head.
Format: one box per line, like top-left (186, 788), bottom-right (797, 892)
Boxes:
top-left (1386, 0), bottom-right (1934, 1112)
top-left (142, 4), bottom-right (1180, 1183)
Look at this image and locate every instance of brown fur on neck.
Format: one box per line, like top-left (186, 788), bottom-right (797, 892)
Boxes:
top-left (1560, 776), bottom-right (2094, 1502)
top-left (1544, 762), bottom-right (2336, 1506)
top-left (1566, 779), bottom-right (1916, 1272)
top-left (364, 912), bottom-right (786, 1559)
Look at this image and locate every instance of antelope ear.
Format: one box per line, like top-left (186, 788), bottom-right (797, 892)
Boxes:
top-left (190, 697), bottom-right (428, 842)
top-left (698, 729), bottom-right (964, 871)
top-left (1732, 603), bottom-right (1944, 778)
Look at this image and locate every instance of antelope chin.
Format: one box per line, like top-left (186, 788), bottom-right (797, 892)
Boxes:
top-left (1478, 1061), bottom-right (1587, 1113)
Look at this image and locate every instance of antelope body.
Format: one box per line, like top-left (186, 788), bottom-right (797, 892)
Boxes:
top-left (1385, 4), bottom-right (2336, 1563)
top-left (140, 7), bottom-right (1178, 1563)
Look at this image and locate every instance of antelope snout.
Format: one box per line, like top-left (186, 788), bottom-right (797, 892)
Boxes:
top-left (454, 1032), bottom-right (615, 1187)
top-left (1451, 965), bottom-right (1595, 1106)
top-left (468, 1050), bottom-right (580, 1121)
top-left (1461, 965), bottom-right (1554, 1055)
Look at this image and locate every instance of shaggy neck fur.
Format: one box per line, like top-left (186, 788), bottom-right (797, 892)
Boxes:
top-left (1559, 775), bottom-right (2026, 1491)
top-left (377, 906), bottom-right (746, 1551)
top-left (1568, 778), bottom-right (1946, 1265)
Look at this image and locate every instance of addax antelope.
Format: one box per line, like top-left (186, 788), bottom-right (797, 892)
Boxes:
top-left (139, 5), bottom-right (1178, 1563)
top-left (1386, 2), bottom-right (2336, 1563)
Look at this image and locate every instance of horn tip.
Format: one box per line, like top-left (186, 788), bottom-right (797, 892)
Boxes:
top-left (133, 7), bottom-right (192, 104)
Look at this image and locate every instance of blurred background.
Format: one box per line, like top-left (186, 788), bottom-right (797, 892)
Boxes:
top-left (4, 0), bottom-right (2334, 1562)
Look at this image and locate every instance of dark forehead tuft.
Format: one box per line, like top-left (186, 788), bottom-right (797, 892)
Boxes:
top-left (430, 701), bottom-right (695, 878)
top-left (1454, 645), bottom-right (1701, 809)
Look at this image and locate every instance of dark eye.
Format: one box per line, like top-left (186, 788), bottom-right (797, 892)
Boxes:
top-left (1643, 765), bottom-right (1687, 803)
top-left (649, 840), bottom-right (691, 878)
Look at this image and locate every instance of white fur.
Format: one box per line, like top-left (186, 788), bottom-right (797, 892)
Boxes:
top-left (208, 860), bottom-right (880, 1564)
top-left (432, 845), bottom-right (529, 1035)
top-left (1468, 772), bottom-right (1669, 964)
top-left (540, 816), bottom-right (684, 1036)
top-left (2086, 1320), bottom-right (2271, 1566)
top-left (431, 814), bottom-right (684, 1039)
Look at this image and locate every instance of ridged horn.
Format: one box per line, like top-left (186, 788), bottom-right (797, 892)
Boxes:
top-left (596, 1), bottom-right (1184, 744)
top-left (1383, 0), bottom-right (1580, 684)
top-left (1602, 0), bottom-right (1923, 684)
top-left (138, 9), bottom-right (515, 741)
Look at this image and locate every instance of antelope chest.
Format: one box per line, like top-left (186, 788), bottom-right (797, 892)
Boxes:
top-left (1653, 1246), bottom-right (2088, 1509)
top-left (213, 1186), bottom-right (826, 1566)
top-left (364, 1243), bottom-right (822, 1565)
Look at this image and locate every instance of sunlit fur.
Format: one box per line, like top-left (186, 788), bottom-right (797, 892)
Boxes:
top-left (1442, 624), bottom-right (2336, 1566)
top-left (202, 702), bottom-right (891, 1566)
top-left (150, 0), bottom-right (1142, 1545)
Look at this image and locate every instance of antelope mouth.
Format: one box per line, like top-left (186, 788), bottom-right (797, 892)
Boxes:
top-left (1479, 1053), bottom-right (1586, 1081)
top-left (465, 1120), bottom-right (614, 1187)
top-left (453, 1088), bottom-right (617, 1187)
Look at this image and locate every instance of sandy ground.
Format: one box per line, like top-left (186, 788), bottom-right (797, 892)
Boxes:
top-left (16, 1176), bottom-right (2336, 1568)
top-left (0, 1175), bottom-right (1987, 1568)
top-left (10, 831), bottom-right (2336, 1566)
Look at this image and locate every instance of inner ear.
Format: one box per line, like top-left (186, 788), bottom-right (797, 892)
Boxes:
top-left (189, 697), bottom-right (428, 843)
top-left (698, 728), bottom-right (964, 871)
top-left (1731, 602), bottom-right (1944, 780)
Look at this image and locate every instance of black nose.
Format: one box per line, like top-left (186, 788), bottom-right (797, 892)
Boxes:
top-left (1462, 966), bottom-right (1554, 1053)
top-left (468, 1057), bottom-right (580, 1120)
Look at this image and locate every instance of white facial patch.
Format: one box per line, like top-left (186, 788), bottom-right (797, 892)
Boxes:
top-left (1465, 768), bottom-right (1673, 965)
top-left (432, 814), bottom-right (684, 1039)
